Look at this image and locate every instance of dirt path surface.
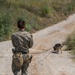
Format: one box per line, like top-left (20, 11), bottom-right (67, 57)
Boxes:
top-left (0, 14), bottom-right (75, 75)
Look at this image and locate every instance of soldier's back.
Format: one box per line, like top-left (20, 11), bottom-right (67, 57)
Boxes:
top-left (12, 31), bottom-right (31, 52)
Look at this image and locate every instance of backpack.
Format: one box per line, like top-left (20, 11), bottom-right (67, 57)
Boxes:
top-left (12, 52), bottom-right (23, 68)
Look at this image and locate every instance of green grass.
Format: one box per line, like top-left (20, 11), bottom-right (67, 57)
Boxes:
top-left (65, 33), bottom-right (75, 53)
top-left (0, 0), bottom-right (75, 41)
top-left (64, 32), bottom-right (75, 61)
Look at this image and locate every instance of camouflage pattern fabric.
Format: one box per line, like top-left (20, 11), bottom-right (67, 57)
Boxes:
top-left (11, 31), bottom-right (33, 53)
top-left (11, 30), bottom-right (33, 75)
top-left (12, 54), bottom-right (29, 75)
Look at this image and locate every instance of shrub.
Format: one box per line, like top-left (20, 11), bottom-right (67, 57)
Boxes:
top-left (0, 13), bottom-right (12, 41)
top-left (41, 6), bottom-right (50, 17)
top-left (65, 33), bottom-right (75, 51)
top-left (26, 24), bottom-right (31, 31)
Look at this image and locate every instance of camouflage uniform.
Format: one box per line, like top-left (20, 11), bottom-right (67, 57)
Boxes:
top-left (11, 30), bottom-right (33, 75)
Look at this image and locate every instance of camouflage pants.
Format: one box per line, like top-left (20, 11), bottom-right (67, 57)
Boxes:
top-left (12, 54), bottom-right (29, 75)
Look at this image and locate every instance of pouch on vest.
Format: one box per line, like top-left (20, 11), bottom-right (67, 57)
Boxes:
top-left (12, 52), bottom-right (23, 68)
top-left (23, 54), bottom-right (33, 63)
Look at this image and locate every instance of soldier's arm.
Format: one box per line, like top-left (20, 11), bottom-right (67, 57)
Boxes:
top-left (28, 34), bottom-right (33, 48)
top-left (11, 34), bottom-right (17, 47)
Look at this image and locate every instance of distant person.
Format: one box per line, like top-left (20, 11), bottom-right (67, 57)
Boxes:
top-left (53, 43), bottom-right (63, 54)
top-left (11, 19), bottom-right (33, 75)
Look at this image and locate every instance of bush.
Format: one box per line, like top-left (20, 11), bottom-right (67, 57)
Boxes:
top-left (26, 24), bottom-right (31, 31)
top-left (65, 3), bottom-right (74, 13)
top-left (65, 33), bottom-right (75, 51)
top-left (41, 6), bottom-right (50, 17)
top-left (0, 13), bottom-right (12, 41)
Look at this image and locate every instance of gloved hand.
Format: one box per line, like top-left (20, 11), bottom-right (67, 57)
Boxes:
top-left (12, 48), bottom-right (15, 54)
top-left (29, 55), bottom-right (33, 63)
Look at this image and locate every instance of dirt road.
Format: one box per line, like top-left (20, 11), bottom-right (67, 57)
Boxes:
top-left (0, 14), bottom-right (75, 75)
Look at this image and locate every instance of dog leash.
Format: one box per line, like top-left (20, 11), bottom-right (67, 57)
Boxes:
top-left (36, 50), bottom-right (51, 66)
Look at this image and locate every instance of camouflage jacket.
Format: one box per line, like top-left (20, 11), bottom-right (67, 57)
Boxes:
top-left (11, 30), bottom-right (33, 53)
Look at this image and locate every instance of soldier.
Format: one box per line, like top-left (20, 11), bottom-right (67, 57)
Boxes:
top-left (11, 19), bottom-right (33, 75)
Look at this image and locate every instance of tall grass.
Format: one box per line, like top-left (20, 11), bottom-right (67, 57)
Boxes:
top-left (0, 0), bottom-right (75, 41)
top-left (0, 13), bottom-right (13, 41)
top-left (65, 33), bottom-right (75, 54)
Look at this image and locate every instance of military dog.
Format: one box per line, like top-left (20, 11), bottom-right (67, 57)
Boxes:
top-left (53, 43), bottom-right (63, 54)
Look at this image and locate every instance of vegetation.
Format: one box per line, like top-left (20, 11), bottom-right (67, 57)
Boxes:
top-left (64, 33), bottom-right (75, 54)
top-left (0, 0), bottom-right (75, 41)
top-left (0, 13), bottom-right (13, 41)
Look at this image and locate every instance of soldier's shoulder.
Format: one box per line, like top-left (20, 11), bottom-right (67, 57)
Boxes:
top-left (23, 31), bottom-right (31, 35)
top-left (12, 32), bottom-right (15, 35)
top-left (24, 31), bottom-right (33, 38)
top-left (11, 32), bottom-right (19, 38)
top-left (12, 32), bottom-right (16, 36)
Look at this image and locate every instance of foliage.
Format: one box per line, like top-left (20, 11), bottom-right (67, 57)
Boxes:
top-left (65, 33), bottom-right (75, 54)
top-left (0, 0), bottom-right (75, 41)
top-left (0, 13), bottom-right (12, 41)
top-left (26, 24), bottom-right (31, 31)
top-left (41, 6), bottom-right (50, 17)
